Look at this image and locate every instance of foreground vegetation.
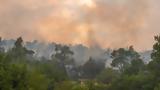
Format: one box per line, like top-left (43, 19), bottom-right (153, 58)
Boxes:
top-left (0, 35), bottom-right (160, 90)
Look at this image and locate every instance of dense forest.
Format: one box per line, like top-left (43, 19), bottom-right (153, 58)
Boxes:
top-left (0, 35), bottom-right (160, 90)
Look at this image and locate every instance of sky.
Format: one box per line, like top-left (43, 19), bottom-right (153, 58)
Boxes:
top-left (0, 0), bottom-right (160, 51)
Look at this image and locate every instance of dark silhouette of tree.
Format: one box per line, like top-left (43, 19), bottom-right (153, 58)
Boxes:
top-left (54, 44), bottom-right (74, 62)
top-left (2, 35), bottom-right (160, 90)
top-left (111, 46), bottom-right (140, 72)
top-left (81, 57), bottom-right (105, 79)
top-left (151, 35), bottom-right (160, 61)
top-left (53, 44), bottom-right (74, 66)
top-left (148, 35), bottom-right (160, 76)
top-left (124, 59), bottom-right (145, 75)
top-left (52, 44), bottom-right (74, 78)
top-left (15, 37), bottom-right (23, 48)
top-left (97, 68), bottom-right (119, 84)
top-left (8, 37), bottom-right (34, 60)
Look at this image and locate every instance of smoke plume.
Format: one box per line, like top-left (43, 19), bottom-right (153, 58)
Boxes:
top-left (0, 0), bottom-right (159, 51)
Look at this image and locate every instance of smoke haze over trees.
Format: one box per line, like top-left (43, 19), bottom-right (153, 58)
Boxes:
top-left (0, 37), bottom-right (151, 66)
top-left (0, 35), bottom-right (159, 90)
top-left (0, 0), bottom-right (160, 90)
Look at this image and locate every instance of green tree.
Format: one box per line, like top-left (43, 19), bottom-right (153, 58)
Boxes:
top-left (111, 46), bottom-right (140, 72)
top-left (54, 81), bottom-right (74, 90)
top-left (0, 63), bottom-right (30, 90)
top-left (96, 68), bottom-right (119, 84)
top-left (110, 73), bottom-right (154, 90)
top-left (124, 59), bottom-right (145, 75)
top-left (53, 44), bottom-right (74, 64)
top-left (147, 35), bottom-right (160, 88)
top-left (148, 35), bottom-right (160, 75)
top-left (38, 60), bottom-right (64, 80)
top-left (28, 70), bottom-right (48, 90)
top-left (8, 37), bottom-right (34, 61)
top-left (81, 57), bottom-right (105, 79)
top-left (52, 44), bottom-right (74, 78)
top-left (10, 64), bottom-right (29, 90)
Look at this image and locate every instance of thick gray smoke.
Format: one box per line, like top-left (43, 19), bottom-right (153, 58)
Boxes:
top-left (0, 0), bottom-right (159, 51)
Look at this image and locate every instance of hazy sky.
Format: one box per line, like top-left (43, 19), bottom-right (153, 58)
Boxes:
top-left (0, 0), bottom-right (160, 51)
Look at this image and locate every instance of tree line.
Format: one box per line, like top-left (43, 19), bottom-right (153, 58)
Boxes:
top-left (0, 35), bottom-right (160, 90)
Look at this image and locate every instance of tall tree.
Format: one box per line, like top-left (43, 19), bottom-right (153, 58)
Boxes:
top-left (151, 35), bottom-right (160, 61)
top-left (81, 57), bottom-right (105, 79)
top-left (96, 68), bottom-right (119, 84)
top-left (52, 44), bottom-right (74, 74)
top-left (148, 35), bottom-right (160, 75)
top-left (8, 37), bottom-right (34, 60)
top-left (53, 44), bottom-right (74, 63)
top-left (111, 46), bottom-right (140, 72)
top-left (124, 59), bottom-right (145, 75)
